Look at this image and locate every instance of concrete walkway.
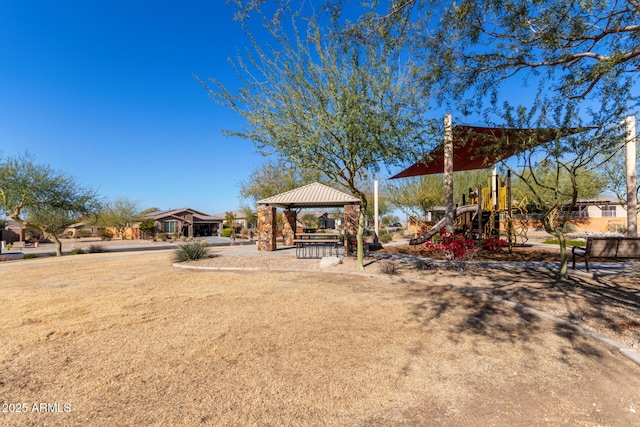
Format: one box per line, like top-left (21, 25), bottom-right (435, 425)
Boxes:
top-left (2, 237), bottom-right (638, 277)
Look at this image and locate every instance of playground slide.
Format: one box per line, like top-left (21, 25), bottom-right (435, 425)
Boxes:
top-left (409, 204), bottom-right (479, 245)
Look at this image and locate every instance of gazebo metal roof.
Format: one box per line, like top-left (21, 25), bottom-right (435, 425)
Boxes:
top-left (257, 182), bottom-right (360, 209)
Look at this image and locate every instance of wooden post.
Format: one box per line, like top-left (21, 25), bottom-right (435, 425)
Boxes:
top-left (444, 114), bottom-right (454, 234)
top-left (477, 185), bottom-right (483, 240)
top-left (625, 116), bottom-right (637, 237)
top-left (507, 170), bottom-right (512, 253)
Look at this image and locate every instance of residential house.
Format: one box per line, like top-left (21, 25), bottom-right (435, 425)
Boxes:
top-left (147, 208), bottom-right (223, 237)
top-left (563, 196), bottom-right (638, 232)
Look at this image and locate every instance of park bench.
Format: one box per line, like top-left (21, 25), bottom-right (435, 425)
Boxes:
top-left (572, 236), bottom-right (640, 272)
top-left (293, 233), bottom-right (341, 259)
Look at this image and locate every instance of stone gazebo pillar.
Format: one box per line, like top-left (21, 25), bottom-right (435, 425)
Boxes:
top-left (282, 210), bottom-right (297, 246)
top-left (257, 206), bottom-right (277, 252)
top-left (343, 204), bottom-right (360, 256)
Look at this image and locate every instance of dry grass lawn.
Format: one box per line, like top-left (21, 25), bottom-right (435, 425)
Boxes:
top-left (1, 250), bottom-right (639, 426)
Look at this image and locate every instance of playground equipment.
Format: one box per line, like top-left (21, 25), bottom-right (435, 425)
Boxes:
top-left (409, 171), bottom-right (530, 250)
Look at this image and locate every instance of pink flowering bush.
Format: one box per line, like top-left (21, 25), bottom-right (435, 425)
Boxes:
top-left (424, 228), bottom-right (476, 261)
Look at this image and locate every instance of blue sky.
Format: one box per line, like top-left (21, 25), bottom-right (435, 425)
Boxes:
top-left (0, 0), bottom-right (268, 215)
top-left (3, 2), bottom-right (633, 219)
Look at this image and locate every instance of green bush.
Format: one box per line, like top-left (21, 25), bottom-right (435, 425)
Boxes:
top-left (75, 229), bottom-right (93, 238)
top-left (139, 219), bottom-right (156, 238)
top-left (174, 241), bottom-right (209, 262)
top-left (221, 228), bottom-right (234, 238)
top-left (23, 253), bottom-right (38, 259)
top-left (379, 232), bottom-right (393, 243)
top-left (68, 248), bottom-right (85, 255)
top-left (88, 244), bottom-right (107, 253)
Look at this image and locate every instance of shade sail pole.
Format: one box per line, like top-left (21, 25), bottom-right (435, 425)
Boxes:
top-left (444, 114), bottom-right (454, 233)
top-left (625, 115), bottom-right (637, 237)
top-left (374, 179), bottom-right (379, 239)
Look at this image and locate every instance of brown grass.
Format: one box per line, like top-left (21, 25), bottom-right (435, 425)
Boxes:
top-left (1, 250), bottom-right (639, 426)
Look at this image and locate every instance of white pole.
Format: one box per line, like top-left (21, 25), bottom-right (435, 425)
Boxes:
top-left (491, 167), bottom-right (498, 209)
top-left (625, 115), bottom-right (637, 237)
top-left (444, 114), bottom-right (455, 233)
top-left (374, 179), bottom-right (379, 239)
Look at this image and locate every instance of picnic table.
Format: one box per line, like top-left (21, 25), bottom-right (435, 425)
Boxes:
top-left (293, 233), bottom-right (341, 258)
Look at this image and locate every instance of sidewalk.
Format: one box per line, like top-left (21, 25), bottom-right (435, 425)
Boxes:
top-left (0, 236), bottom-right (279, 260)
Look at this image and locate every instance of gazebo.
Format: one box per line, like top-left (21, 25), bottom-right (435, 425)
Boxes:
top-left (256, 182), bottom-right (361, 251)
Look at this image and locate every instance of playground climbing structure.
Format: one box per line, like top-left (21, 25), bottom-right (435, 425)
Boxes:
top-left (410, 171), bottom-right (530, 250)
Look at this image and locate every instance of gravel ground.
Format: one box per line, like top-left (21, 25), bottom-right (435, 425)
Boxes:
top-left (186, 247), bottom-right (640, 350)
top-left (1, 250), bottom-right (639, 425)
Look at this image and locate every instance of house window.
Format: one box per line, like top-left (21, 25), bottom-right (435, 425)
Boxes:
top-left (163, 221), bottom-right (176, 233)
top-left (601, 205), bottom-right (616, 217)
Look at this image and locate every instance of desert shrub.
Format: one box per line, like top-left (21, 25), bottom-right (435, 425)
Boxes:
top-left (156, 233), bottom-right (168, 242)
top-left (174, 241), bottom-right (209, 262)
top-left (414, 259), bottom-right (435, 271)
top-left (379, 260), bottom-right (399, 275)
top-left (101, 230), bottom-right (114, 241)
top-left (379, 232), bottom-right (393, 243)
top-left (68, 248), bottom-right (85, 255)
top-left (88, 244), bottom-right (107, 253)
top-left (221, 228), bottom-right (234, 238)
top-left (23, 254), bottom-right (38, 259)
top-left (75, 229), bottom-right (93, 238)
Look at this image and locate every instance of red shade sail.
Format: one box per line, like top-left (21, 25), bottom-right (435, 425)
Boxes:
top-left (390, 125), bottom-right (589, 179)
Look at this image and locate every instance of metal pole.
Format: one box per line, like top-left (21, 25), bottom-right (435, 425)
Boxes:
top-left (625, 116), bottom-right (637, 237)
top-left (374, 179), bottom-right (379, 240)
